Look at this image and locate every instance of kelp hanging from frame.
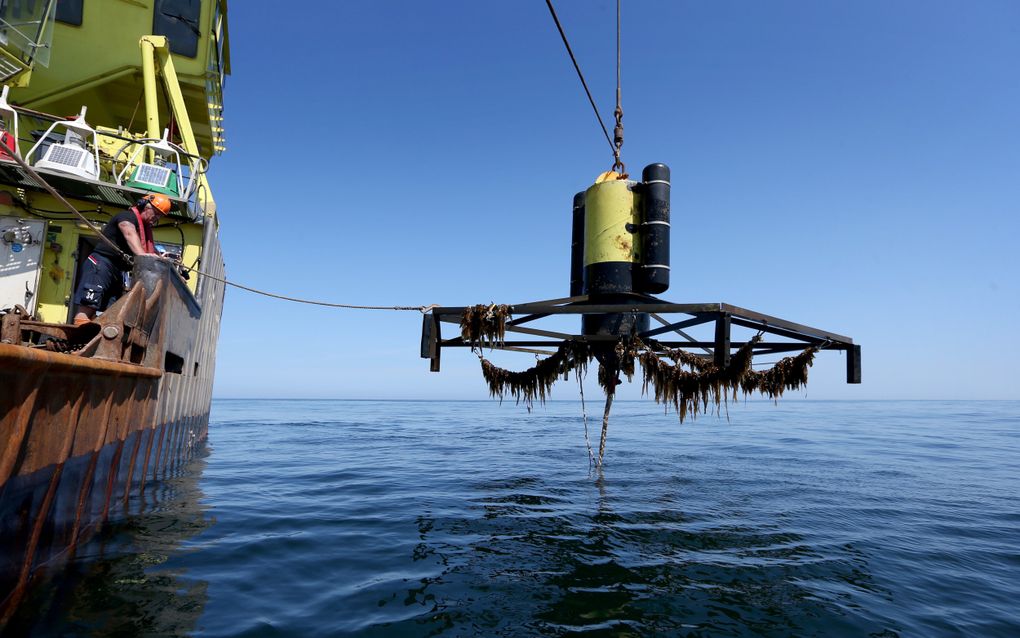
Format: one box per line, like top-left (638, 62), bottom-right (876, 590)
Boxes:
top-left (461, 304), bottom-right (513, 349)
top-left (476, 333), bottom-right (820, 420)
top-left (479, 340), bottom-right (592, 410)
top-left (637, 336), bottom-right (760, 422)
top-left (638, 336), bottom-right (820, 422)
top-left (739, 345), bottom-right (818, 399)
top-left (469, 310), bottom-right (824, 467)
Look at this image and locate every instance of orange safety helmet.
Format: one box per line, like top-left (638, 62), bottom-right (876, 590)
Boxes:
top-left (140, 193), bottom-right (172, 216)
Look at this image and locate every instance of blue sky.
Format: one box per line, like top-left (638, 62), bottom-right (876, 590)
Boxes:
top-left (210, 1), bottom-right (1019, 400)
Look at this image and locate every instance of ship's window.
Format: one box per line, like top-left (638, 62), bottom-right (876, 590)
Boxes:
top-left (153, 0), bottom-right (201, 58)
top-left (56, 0), bottom-right (83, 26)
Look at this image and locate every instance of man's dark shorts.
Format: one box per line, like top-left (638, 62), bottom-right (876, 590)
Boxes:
top-left (73, 253), bottom-right (123, 311)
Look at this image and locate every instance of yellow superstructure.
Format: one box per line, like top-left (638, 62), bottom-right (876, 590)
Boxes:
top-left (12, 1), bottom-right (228, 157)
top-left (0, 0), bottom-right (229, 324)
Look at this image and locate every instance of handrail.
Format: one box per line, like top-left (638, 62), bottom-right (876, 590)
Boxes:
top-left (10, 105), bottom-right (211, 169)
top-left (5, 104), bottom-right (210, 220)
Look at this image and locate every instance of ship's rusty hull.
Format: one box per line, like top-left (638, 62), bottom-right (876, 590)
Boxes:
top-left (0, 251), bottom-right (224, 620)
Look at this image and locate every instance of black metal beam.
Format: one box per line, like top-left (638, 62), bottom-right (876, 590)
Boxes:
top-left (640, 313), bottom-right (715, 339)
top-left (430, 301), bottom-right (852, 345)
top-left (431, 302), bottom-right (726, 318)
top-left (847, 344), bottom-right (861, 384)
top-left (510, 295), bottom-right (588, 312)
top-left (505, 325), bottom-right (573, 340)
top-left (714, 314), bottom-right (731, 368)
top-left (436, 312), bottom-right (551, 328)
top-left (429, 315), bottom-right (442, 372)
top-left (729, 317), bottom-right (850, 346)
top-left (420, 314), bottom-right (432, 359)
top-left (500, 346), bottom-right (558, 356)
top-left (424, 299), bottom-right (858, 382)
top-left (507, 313), bottom-right (551, 326)
top-left (438, 339), bottom-right (824, 349)
top-left (751, 343), bottom-right (824, 354)
top-left (723, 304), bottom-right (853, 343)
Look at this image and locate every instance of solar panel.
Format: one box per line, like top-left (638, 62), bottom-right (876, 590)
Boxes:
top-left (46, 146), bottom-right (85, 167)
top-left (133, 164), bottom-right (172, 187)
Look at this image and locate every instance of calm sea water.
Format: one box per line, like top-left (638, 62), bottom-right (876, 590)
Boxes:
top-left (8, 400), bottom-right (1020, 637)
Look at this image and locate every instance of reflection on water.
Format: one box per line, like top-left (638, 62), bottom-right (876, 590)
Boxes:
top-left (379, 474), bottom-right (892, 637)
top-left (3, 451), bottom-right (211, 637)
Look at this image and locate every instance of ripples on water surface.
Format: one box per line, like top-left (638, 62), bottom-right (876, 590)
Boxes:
top-left (9, 400), bottom-right (1020, 636)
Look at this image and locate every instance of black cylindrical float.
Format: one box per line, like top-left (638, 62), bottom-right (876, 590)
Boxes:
top-left (637, 163), bottom-right (670, 294)
top-left (570, 191), bottom-right (585, 297)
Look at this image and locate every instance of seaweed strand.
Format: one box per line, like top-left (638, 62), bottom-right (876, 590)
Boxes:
top-left (478, 341), bottom-right (592, 410)
top-left (638, 336), bottom-right (821, 422)
top-left (461, 304), bottom-right (513, 349)
top-left (475, 328), bottom-right (824, 463)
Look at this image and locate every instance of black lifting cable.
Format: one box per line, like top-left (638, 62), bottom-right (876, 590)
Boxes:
top-left (544, 0), bottom-right (615, 158)
top-left (612, 0), bottom-right (625, 174)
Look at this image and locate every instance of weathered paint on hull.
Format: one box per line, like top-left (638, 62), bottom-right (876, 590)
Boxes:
top-left (1, 250), bottom-right (225, 623)
top-left (0, 346), bottom-right (212, 620)
top-left (0, 419), bottom-right (208, 609)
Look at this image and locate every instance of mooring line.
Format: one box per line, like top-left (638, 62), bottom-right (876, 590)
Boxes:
top-left (173, 260), bottom-right (438, 313)
top-left (576, 367), bottom-right (597, 470)
top-left (598, 391), bottom-right (613, 467)
top-left (7, 148), bottom-right (438, 315)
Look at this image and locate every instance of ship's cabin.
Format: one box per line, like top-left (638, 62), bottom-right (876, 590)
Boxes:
top-left (0, 0), bottom-right (228, 326)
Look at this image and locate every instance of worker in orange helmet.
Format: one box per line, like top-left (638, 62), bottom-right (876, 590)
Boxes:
top-left (72, 193), bottom-right (171, 326)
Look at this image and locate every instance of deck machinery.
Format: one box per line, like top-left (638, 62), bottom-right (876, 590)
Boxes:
top-left (421, 163), bottom-right (860, 398)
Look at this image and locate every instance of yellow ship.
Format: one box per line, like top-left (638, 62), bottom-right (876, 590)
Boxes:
top-left (0, 0), bottom-right (229, 619)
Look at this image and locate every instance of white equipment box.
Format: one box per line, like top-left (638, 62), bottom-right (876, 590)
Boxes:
top-left (0, 217), bottom-right (46, 314)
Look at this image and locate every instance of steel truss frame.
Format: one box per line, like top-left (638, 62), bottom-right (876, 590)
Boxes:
top-left (421, 294), bottom-right (861, 383)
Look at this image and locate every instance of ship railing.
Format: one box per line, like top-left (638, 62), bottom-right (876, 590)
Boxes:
top-left (0, 105), bottom-right (210, 223)
top-left (105, 131), bottom-right (209, 205)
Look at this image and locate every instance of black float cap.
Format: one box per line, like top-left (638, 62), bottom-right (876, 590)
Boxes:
top-left (642, 163), bottom-right (670, 183)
